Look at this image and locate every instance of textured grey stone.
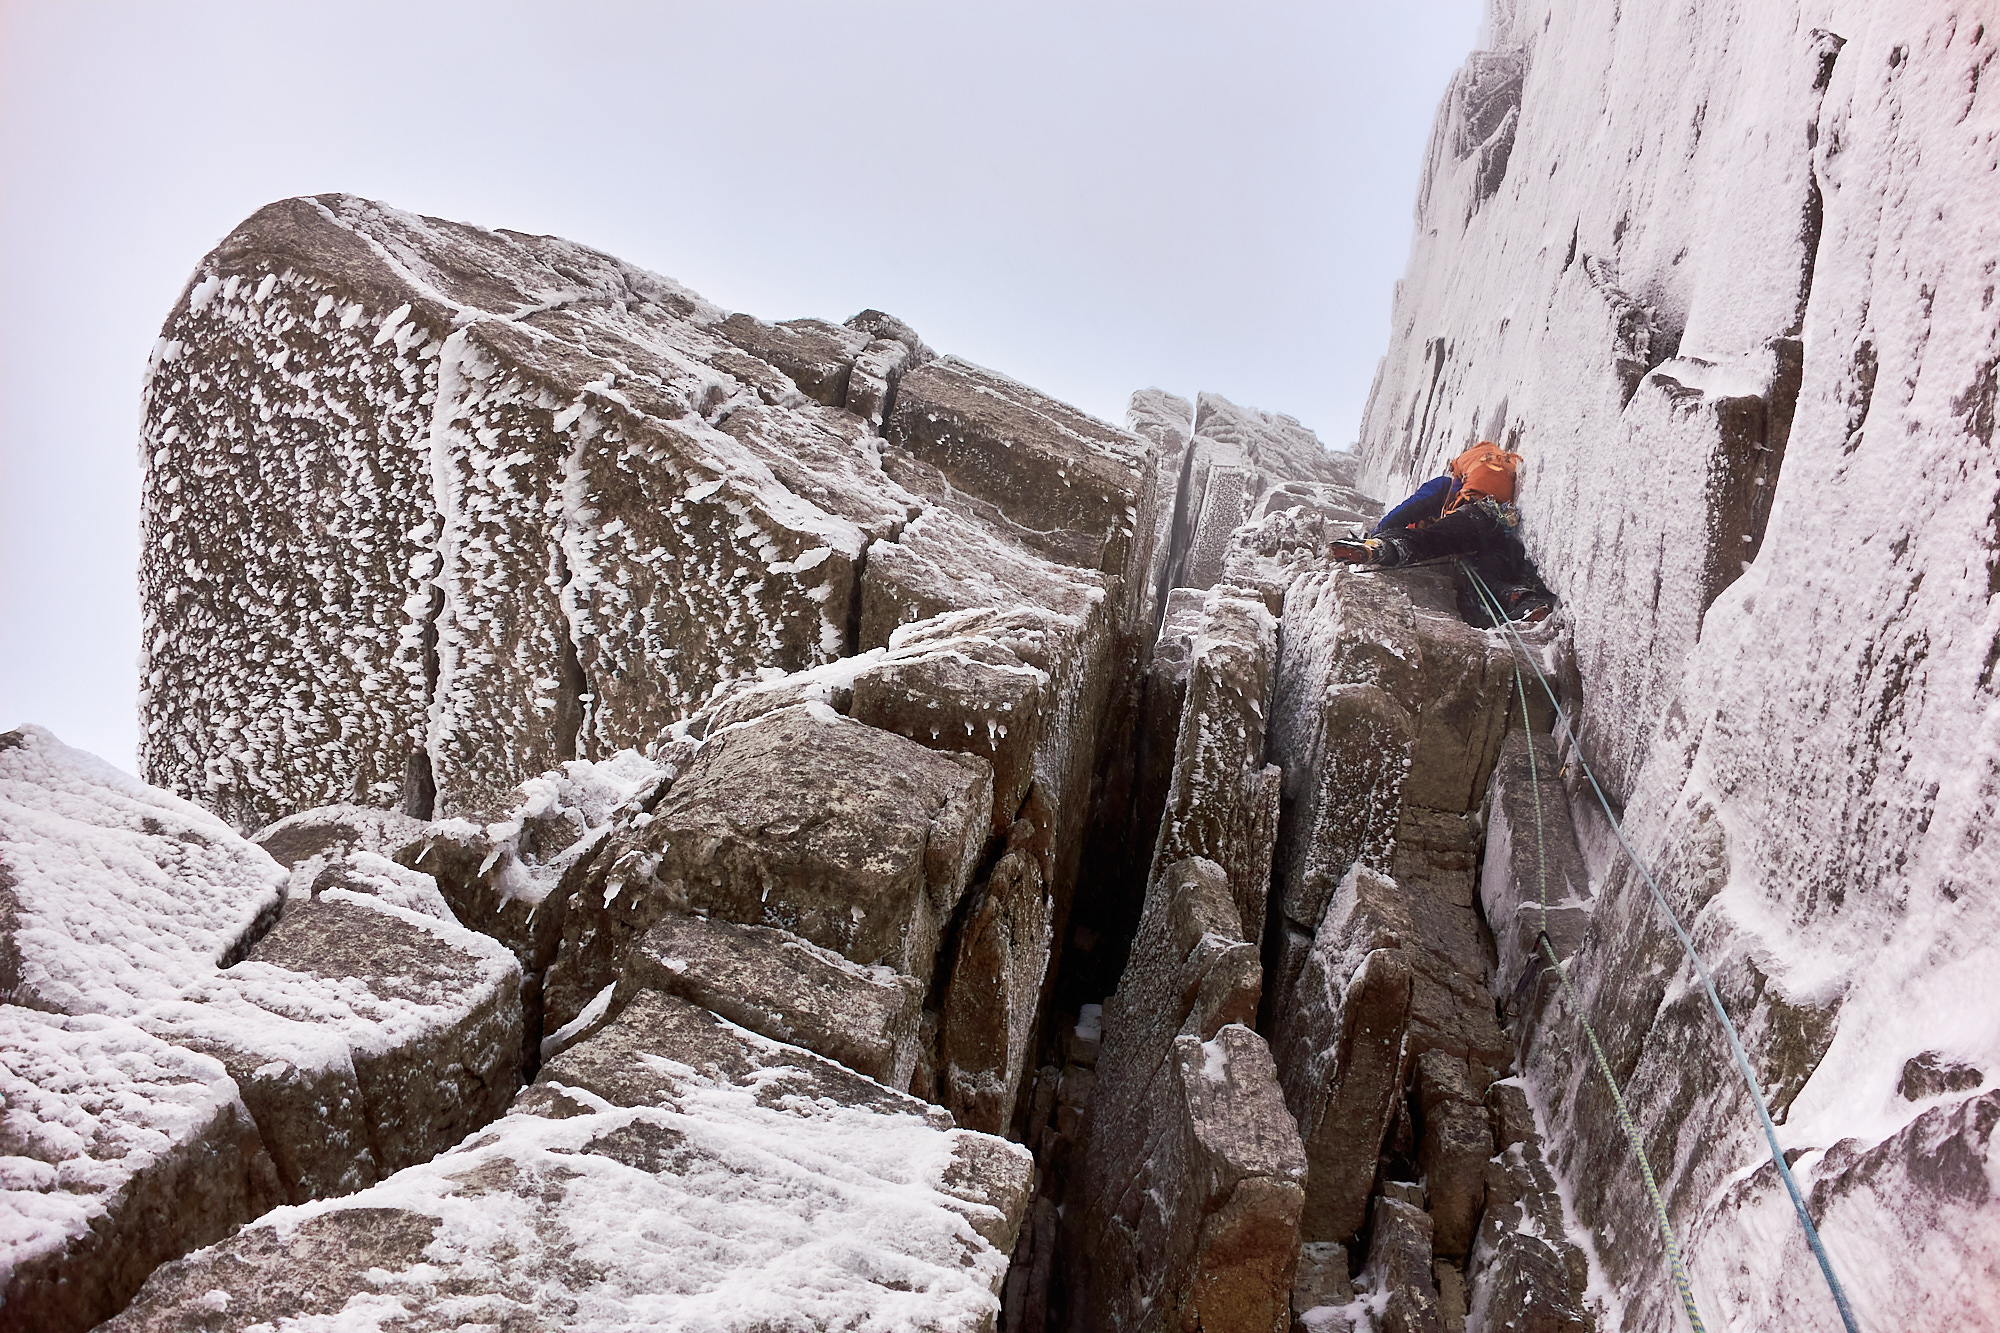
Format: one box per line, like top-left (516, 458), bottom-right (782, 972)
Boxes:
top-left (544, 705), bottom-right (990, 1030)
top-left (252, 803), bottom-right (431, 872)
top-left (1364, 1198), bottom-right (1445, 1333)
top-left (234, 892), bottom-right (524, 1175)
top-left (621, 911), bottom-right (925, 1088)
top-left (940, 826), bottom-right (1054, 1135)
top-left (1150, 590), bottom-right (1282, 943)
top-left (716, 313), bottom-right (872, 407)
top-left (139, 196), bottom-right (893, 826)
top-left (857, 503), bottom-right (1109, 653)
top-left (844, 336), bottom-right (910, 427)
top-left (883, 356), bottom-right (1152, 586)
top-left (1076, 859), bottom-right (1305, 1332)
top-left (107, 989), bottom-right (1034, 1333)
top-left (850, 635), bottom-right (1048, 835)
top-left (1480, 731), bottom-right (1592, 997)
top-left (0, 1009), bottom-right (279, 1333)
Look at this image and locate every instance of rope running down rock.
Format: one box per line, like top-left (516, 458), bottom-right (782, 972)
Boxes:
top-left (1459, 560), bottom-right (1861, 1333)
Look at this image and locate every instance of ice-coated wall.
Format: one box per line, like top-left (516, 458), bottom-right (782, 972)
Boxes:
top-left (140, 197), bottom-right (895, 828)
top-left (1363, 2), bottom-right (1997, 1327)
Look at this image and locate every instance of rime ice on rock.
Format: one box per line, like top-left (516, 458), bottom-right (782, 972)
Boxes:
top-left (1363, 3), bottom-right (2000, 1327)
top-left (140, 195), bottom-right (915, 827)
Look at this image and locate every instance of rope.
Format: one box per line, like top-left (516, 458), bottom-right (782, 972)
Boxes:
top-left (1460, 560), bottom-right (1862, 1333)
top-left (1497, 607), bottom-right (1709, 1333)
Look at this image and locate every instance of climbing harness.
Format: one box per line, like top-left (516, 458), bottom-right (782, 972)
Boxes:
top-left (1460, 560), bottom-right (1863, 1333)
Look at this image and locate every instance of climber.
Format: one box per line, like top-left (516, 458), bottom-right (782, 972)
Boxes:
top-left (1330, 440), bottom-right (1557, 623)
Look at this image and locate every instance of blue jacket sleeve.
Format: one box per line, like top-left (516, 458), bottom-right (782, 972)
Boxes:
top-left (1374, 475), bottom-right (1457, 533)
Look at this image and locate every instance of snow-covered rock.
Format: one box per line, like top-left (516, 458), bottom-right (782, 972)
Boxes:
top-left (0, 1008), bottom-right (277, 1333)
top-left (0, 727), bottom-right (524, 1213)
top-left (106, 989), bottom-right (1034, 1333)
top-left (1363, 1), bottom-right (2000, 1326)
top-left (0, 726), bottom-right (284, 1016)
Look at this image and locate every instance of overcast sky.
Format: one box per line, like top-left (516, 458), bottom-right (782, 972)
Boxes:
top-left (0, 0), bottom-right (1481, 773)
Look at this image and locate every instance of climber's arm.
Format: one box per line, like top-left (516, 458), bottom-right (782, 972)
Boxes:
top-left (1373, 475), bottom-right (1457, 533)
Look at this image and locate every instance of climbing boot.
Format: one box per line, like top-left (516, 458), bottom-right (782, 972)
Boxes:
top-left (1329, 538), bottom-right (1377, 564)
top-left (1330, 536), bottom-right (1408, 567)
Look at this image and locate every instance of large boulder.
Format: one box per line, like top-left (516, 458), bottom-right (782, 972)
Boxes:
top-left (544, 705), bottom-right (991, 1030)
top-left (0, 1009), bottom-right (278, 1333)
top-left (137, 195), bottom-right (918, 827)
top-left (106, 989), bottom-right (1036, 1333)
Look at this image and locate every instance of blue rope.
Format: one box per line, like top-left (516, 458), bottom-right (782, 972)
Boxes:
top-left (1460, 561), bottom-right (1862, 1333)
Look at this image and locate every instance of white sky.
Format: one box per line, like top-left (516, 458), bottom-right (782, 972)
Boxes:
top-left (0, 0), bottom-right (1481, 774)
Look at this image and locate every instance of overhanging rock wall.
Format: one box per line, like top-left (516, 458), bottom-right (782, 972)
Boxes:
top-left (1362, 2), bottom-right (2000, 1328)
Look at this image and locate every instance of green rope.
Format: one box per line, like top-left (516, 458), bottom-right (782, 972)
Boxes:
top-left (1501, 651), bottom-right (1707, 1333)
top-left (1460, 561), bottom-right (1860, 1333)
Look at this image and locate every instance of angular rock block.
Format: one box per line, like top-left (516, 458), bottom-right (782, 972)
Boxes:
top-left (890, 602), bottom-right (1116, 903)
top-left (1391, 810), bottom-right (1511, 1081)
top-left (1171, 1025), bottom-right (1309, 1333)
top-left (1468, 1084), bottom-right (1591, 1333)
top-left (1272, 865), bottom-right (1415, 1245)
top-left (716, 313), bottom-right (871, 406)
top-left (844, 336), bottom-right (911, 427)
top-left (1178, 443), bottom-right (1256, 592)
top-left (1401, 580), bottom-right (1514, 814)
top-left (857, 502), bottom-right (1109, 653)
top-left (1277, 682), bottom-right (1414, 949)
top-left (1149, 590), bottom-right (1282, 943)
top-left (544, 705), bottom-right (991, 1030)
top-left (883, 356), bottom-right (1154, 590)
top-left (1480, 730), bottom-right (1593, 995)
top-left (252, 802), bottom-right (430, 873)
top-left (1076, 859), bottom-right (1305, 1332)
top-left (1412, 1053), bottom-right (1492, 1261)
top-left (850, 633), bottom-right (1048, 834)
top-left (939, 827), bottom-right (1054, 1135)
top-left (1126, 387), bottom-right (1195, 628)
top-left (219, 890), bottom-right (524, 1177)
top-left (397, 820), bottom-right (567, 972)
top-left (1364, 1197), bottom-right (1446, 1333)
top-left (139, 194), bottom-right (916, 826)
top-left (0, 727), bottom-right (286, 1015)
top-left (1193, 391), bottom-right (1357, 490)
top-left (0, 1009), bottom-right (277, 1333)
top-left (622, 910), bottom-right (925, 1088)
top-left (108, 990), bottom-right (1035, 1333)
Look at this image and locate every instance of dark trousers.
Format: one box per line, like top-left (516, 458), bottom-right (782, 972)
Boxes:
top-left (1396, 504), bottom-right (1554, 619)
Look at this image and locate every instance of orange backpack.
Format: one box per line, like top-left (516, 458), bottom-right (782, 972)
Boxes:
top-left (1442, 442), bottom-right (1523, 514)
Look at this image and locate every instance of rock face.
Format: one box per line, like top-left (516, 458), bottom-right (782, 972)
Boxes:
top-left (1074, 859), bottom-right (1306, 1333)
top-left (90, 38), bottom-right (2000, 1325)
top-left (142, 195), bottom-right (1170, 830)
top-left (544, 703), bottom-right (991, 1032)
top-left (1362, 2), bottom-right (2000, 1328)
top-left (106, 989), bottom-right (1035, 1333)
